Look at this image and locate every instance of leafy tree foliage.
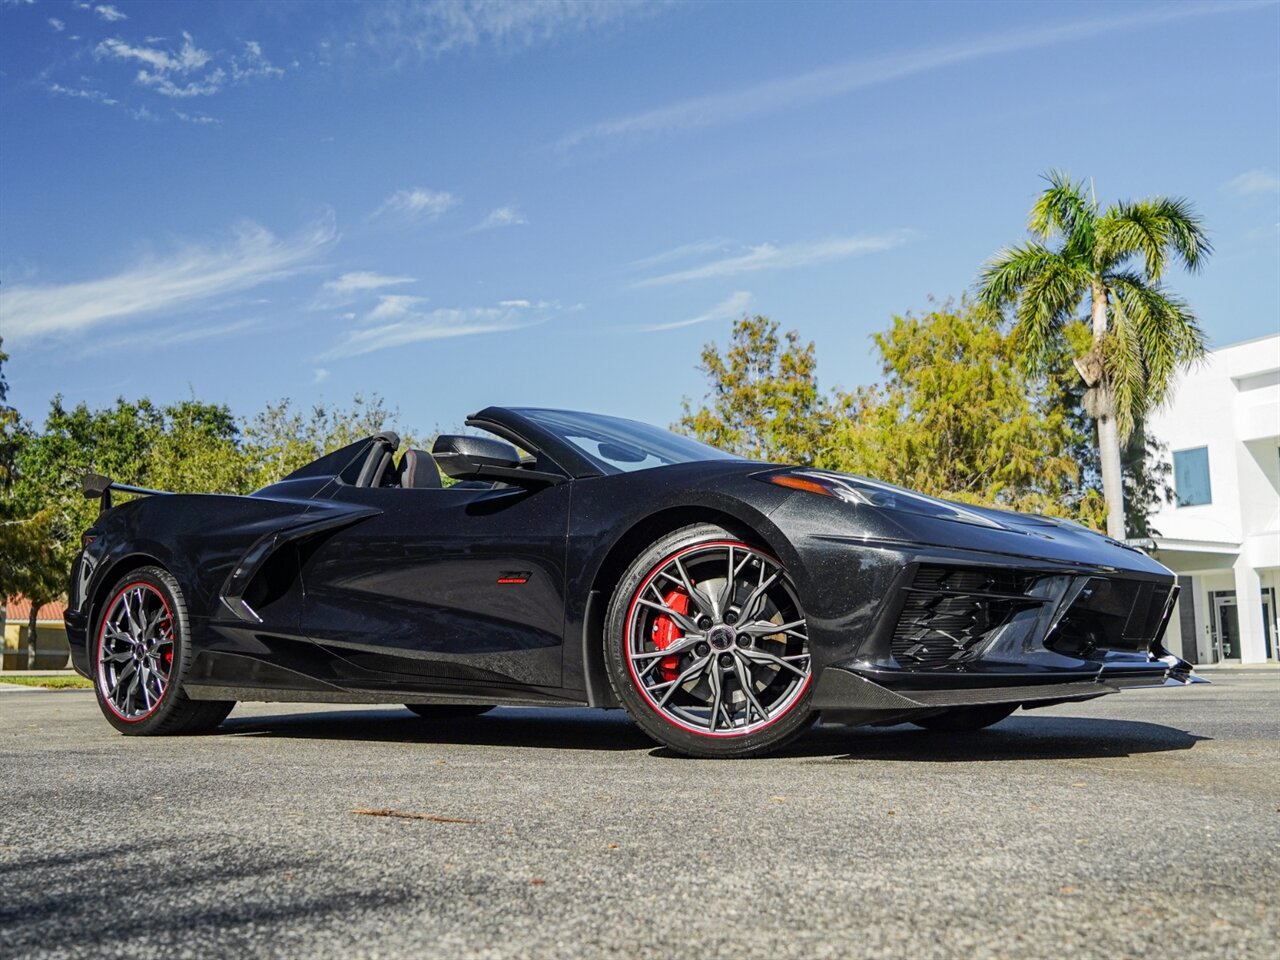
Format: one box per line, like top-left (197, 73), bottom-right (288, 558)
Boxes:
top-left (1, 340), bottom-right (65, 663)
top-left (678, 306), bottom-right (1174, 529)
top-left (977, 171), bottom-right (1209, 538)
top-left (0, 337), bottom-right (16, 492)
top-left (0, 337), bottom-right (35, 604)
top-left (242, 395), bottom-right (407, 488)
top-left (678, 315), bottom-right (832, 464)
top-left (824, 302), bottom-right (1092, 519)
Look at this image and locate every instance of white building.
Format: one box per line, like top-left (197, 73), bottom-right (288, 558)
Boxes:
top-left (1145, 333), bottom-right (1279, 664)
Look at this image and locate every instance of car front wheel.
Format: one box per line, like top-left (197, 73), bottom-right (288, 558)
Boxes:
top-left (604, 524), bottom-right (816, 759)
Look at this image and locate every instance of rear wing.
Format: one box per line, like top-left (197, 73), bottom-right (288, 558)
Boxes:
top-left (82, 473), bottom-right (172, 513)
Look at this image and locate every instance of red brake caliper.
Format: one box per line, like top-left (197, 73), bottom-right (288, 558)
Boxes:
top-left (159, 616), bottom-right (174, 670)
top-left (651, 589), bottom-right (690, 682)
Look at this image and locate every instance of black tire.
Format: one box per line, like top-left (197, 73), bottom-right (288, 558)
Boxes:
top-left (909, 704), bottom-right (1017, 732)
top-left (404, 704), bottom-right (494, 719)
top-left (92, 566), bottom-right (234, 736)
top-left (604, 524), bottom-right (816, 759)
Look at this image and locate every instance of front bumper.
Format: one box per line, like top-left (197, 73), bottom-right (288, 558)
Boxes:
top-left (812, 654), bottom-right (1206, 725)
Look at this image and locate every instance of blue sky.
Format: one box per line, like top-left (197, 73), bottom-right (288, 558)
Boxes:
top-left (2, 0), bottom-right (1278, 436)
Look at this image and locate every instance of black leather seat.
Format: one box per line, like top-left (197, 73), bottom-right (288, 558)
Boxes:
top-left (398, 449), bottom-right (442, 489)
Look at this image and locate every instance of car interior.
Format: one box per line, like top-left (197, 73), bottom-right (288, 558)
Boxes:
top-left (348, 431), bottom-right (544, 491)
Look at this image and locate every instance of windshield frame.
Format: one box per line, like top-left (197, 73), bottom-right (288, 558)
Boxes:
top-left (508, 407), bottom-right (741, 476)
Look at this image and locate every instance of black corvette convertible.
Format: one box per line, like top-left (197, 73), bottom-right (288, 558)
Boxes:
top-left (65, 406), bottom-right (1200, 758)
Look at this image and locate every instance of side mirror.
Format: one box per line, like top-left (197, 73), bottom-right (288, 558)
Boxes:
top-left (432, 435), bottom-right (564, 488)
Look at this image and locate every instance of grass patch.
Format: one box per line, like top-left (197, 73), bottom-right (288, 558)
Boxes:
top-left (0, 674), bottom-right (93, 689)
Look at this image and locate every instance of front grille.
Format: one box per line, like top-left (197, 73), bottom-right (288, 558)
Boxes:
top-left (891, 565), bottom-right (1047, 668)
top-left (1046, 578), bottom-right (1176, 656)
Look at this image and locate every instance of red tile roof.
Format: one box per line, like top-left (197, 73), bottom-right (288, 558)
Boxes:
top-left (4, 597), bottom-right (67, 623)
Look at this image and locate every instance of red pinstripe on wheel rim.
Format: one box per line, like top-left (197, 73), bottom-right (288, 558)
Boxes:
top-left (624, 540), bottom-right (811, 738)
top-left (96, 581), bottom-right (175, 722)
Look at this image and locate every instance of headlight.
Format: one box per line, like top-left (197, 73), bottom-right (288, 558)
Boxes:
top-left (763, 470), bottom-right (1008, 529)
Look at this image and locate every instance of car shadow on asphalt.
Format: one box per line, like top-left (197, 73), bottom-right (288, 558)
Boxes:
top-left (215, 707), bottom-right (1208, 760)
top-left (217, 706), bottom-right (654, 751)
top-left (775, 715), bottom-right (1211, 763)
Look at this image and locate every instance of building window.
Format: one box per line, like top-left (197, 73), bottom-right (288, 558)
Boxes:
top-left (1173, 446), bottom-right (1212, 506)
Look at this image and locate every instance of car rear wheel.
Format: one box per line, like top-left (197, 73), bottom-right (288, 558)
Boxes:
top-left (93, 566), bottom-right (234, 736)
top-left (604, 524), bottom-right (816, 759)
top-left (909, 704), bottom-right (1017, 732)
top-left (404, 704), bottom-right (494, 719)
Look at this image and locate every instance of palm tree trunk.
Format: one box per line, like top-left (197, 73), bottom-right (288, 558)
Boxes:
top-left (1092, 282), bottom-right (1127, 541)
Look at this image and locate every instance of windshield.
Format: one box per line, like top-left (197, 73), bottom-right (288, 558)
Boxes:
top-left (514, 408), bottom-right (741, 474)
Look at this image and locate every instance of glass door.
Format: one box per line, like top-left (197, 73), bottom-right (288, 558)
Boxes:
top-left (1263, 589), bottom-right (1276, 661)
top-left (1214, 595), bottom-right (1240, 662)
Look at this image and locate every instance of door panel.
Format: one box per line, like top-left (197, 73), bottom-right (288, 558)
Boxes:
top-left (299, 483), bottom-right (571, 688)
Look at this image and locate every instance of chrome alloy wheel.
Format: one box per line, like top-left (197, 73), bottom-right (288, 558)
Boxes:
top-left (624, 541), bottom-right (811, 737)
top-left (96, 582), bottom-right (176, 722)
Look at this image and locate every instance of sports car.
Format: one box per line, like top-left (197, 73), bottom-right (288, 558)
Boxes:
top-left (65, 405), bottom-right (1201, 758)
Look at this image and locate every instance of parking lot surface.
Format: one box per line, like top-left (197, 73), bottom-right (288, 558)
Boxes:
top-left (1, 674), bottom-right (1276, 959)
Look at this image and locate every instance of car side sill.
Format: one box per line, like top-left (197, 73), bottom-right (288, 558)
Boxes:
top-left (184, 683), bottom-right (588, 708)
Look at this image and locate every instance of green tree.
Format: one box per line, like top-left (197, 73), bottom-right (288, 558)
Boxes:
top-left (678, 315), bottom-right (833, 464)
top-left (1, 343), bottom-right (65, 665)
top-left (148, 399), bottom-right (256, 495)
top-left (0, 336), bottom-right (16, 493)
top-left (243, 394), bottom-right (408, 487)
top-left (977, 171), bottom-right (1210, 540)
top-left (0, 337), bottom-right (28, 604)
top-left (823, 301), bottom-right (1098, 521)
top-left (676, 306), bottom-right (1109, 522)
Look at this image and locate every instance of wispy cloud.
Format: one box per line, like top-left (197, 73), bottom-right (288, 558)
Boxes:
top-left (76, 317), bottom-right (259, 358)
top-left (363, 0), bottom-right (664, 62)
top-left (230, 40), bottom-right (284, 84)
top-left (49, 17), bottom-right (65, 32)
top-left (633, 232), bottom-right (911, 287)
top-left (94, 4), bottom-right (127, 22)
top-left (313, 368), bottom-right (331, 384)
top-left (97, 32), bottom-right (210, 75)
top-left (94, 32), bottom-right (281, 99)
top-left (2, 218), bottom-right (336, 346)
top-left (320, 299), bottom-right (547, 359)
top-left (173, 109), bottom-right (220, 125)
top-left (366, 294), bottom-right (429, 322)
top-left (46, 82), bottom-right (118, 106)
top-left (471, 206), bottom-right (528, 231)
top-left (371, 187), bottom-right (458, 222)
top-left (1224, 169), bottom-right (1280, 196)
top-left (627, 238), bottom-right (732, 272)
top-left (642, 291), bottom-right (753, 332)
top-left (315, 270), bottom-right (416, 307)
top-left (96, 31), bottom-right (220, 97)
top-left (556, 1), bottom-right (1269, 153)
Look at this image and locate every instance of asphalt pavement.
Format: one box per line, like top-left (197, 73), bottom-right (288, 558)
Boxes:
top-left (1, 675), bottom-right (1277, 960)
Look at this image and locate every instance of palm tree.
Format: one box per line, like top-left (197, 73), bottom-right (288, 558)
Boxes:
top-left (977, 171), bottom-right (1210, 540)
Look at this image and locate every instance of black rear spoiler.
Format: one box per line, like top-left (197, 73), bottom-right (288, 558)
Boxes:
top-left (83, 473), bottom-right (172, 513)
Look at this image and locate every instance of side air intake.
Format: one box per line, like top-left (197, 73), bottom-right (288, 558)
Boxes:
top-left (890, 565), bottom-right (1049, 668)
